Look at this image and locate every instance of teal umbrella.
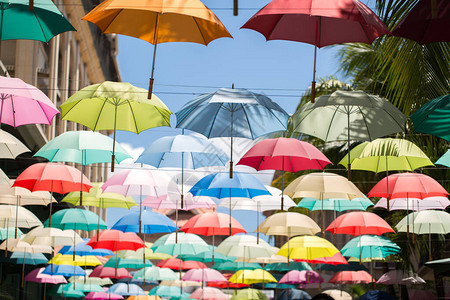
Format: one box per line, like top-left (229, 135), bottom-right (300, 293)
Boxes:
top-left (340, 235), bottom-right (401, 260)
top-left (49, 283), bottom-right (85, 298)
top-left (0, 0), bottom-right (75, 42)
top-left (265, 262), bottom-right (312, 272)
top-left (104, 256), bottom-right (153, 269)
top-left (298, 197), bottom-right (374, 212)
top-left (11, 252), bottom-right (48, 265)
top-left (213, 261), bottom-right (262, 272)
top-left (0, 227), bottom-right (23, 239)
top-left (44, 208), bottom-right (107, 232)
top-left (149, 285), bottom-right (189, 298)
top-left (68, 283), bottom-right (104, 293)
top-left (177, 251), bottom-right (234, 263)
top-left (410, 95), bottom-right (450, 141)
top-left (436, 150), bottom-right (450, 168)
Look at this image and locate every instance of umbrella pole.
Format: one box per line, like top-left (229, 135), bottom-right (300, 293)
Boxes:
top-left (176, 198), bottom-right (179, 243)
top-left (385, 161), bottom-right (389, 211)
top-left (347, 110), bottom-right (351, 180)
top-left (148, 14), bottom-right (159, 99)
top-left (15, 196), bottom-right (19, 239)
top-left (256, 201), bottom-right (260, 244)
top-left (21, 252), bottom-right (25, 288)
top-left (79, 155), bottom-right (84, 206)
top-left (181, 152), bottom-right (184, 209)
top-left (49, 184), bottom-right (53, 228)
top-left (229, 195), bottom-right (232, 236)
top-left (230, 110), bottom-right (234, 178)
top-left (310, 17), bottom-right (321, 103)
top-left (97, 198), bottom-right (102, 242)
top-left (111, 105), bottom-right (117, 172)
top-left (143, 233), bottom-right (146, 286)
top-left (139, 186), bottom-right (142, 234)
top-left (281, 166), bottom-right (285, 211)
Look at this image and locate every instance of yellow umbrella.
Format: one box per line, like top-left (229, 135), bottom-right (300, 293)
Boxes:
top-left (62, 183), bottom-right (137, 209)
top-left (277, 236), bottom-right (339, 261)
top-left (229, 269), bottom-right (277, 285)
top-left (49, 254), bottom-right (102, 267)
top-left (82, 0), bottom-right (232, 98)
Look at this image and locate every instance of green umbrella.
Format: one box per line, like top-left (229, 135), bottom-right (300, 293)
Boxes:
top-left (177, 251), bottom-right (234, 263)
top-left (340, 235), bottom-right (401, 261)
top-left (149, 286), bottom-right (188, 298)
top-left (62, 183), bottom-right (137, 209)
top-left (60, 81), bottom-right (172, 171)
top-left (212, 261), bottom-right (262, 272)
top-left (265, 262), bottom-right (312, 272)
top-left (297, 197), bottom-right (374, 212)
top-left (291, 90), bottom-right (406, 179)
top-left (104, 256), bottom-right (153, 269)
top-left (0, 0), bottom-right (75, 42)
top-left (230, 288), bottom-right (269, 300)
top-left (44, 208), bottom-right (107, 232)
top-left (410, 94), bottom-right (450, 141)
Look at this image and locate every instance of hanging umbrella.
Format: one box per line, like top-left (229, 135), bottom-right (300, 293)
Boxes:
top-left (48, 254), bottom-right (102, 267)
top-left (182, 268), bottom-right (226, 283)
top-left (277, 236), bottom-right (339, 261)
top-left (133, 266), bottom-right (177, 282)
top-left (83, 0), bottom-right (231, 98)
top-left (25, 267), bottom-right (67, 284)
top-left (69, 275), bottom-right (113, 286)
top-left (59, 240), bottom-right (113, 257)
top-left (0, 184), bottom-right (56, 206)
top-left (296, 252), bottom-right (348, 265)
top-left (328, 270), bottom-right (375, 284)
top-left (374, 196), bottom-right (450, 211)
top-left (0, 76), bottom-right (60, 126)
top-left (242, 1), bottom-right (390, 102)
top-left (157, 258), bottom-right (205, 270)
top-left (60, 81), bottom-right (171, 171)
top-left (0, 204), bottom-right (42, 229)
top-left (326, 212), bottom-right (394, 236)
top-left (62, 182), bottom-right (137, 209)
top-left (49, 283), bottom-right (85, 298)
top-left (116, 247), bottom-right (157, 260)
top-left (359, 290), bottom-right (396, 300)
top-left (230, 288), bottom-right (268, 300)
top-left (257, 212), bottom-right (320, 237)
top-left (12, 163), bottom-right (93, 226)
top-left (89, 266), bottom-right (132, 280)
top-left (189, 287), bottom-right (227, 300)
top-left (104, 256), bottom-right (152, 269)
top-left (0, 227), bottom-right (22, 239)
top-left (216, 235), bottom-right (277, 260)
top-left (68, 283), bottom-right (104, 293)
top-left (143, 193), bottom-right (216, 211)
top-left (11, 251), bottom-right (48, 265)
top-left (107, 283), bottom-right (146, 296)
top-left (322, 290), bottom-right (352, 300)
top-left (391, 0), bottom-right (449, 44)
top-left (213, 261), bottom-right (261, 272)
top-left (87, 230), bottom-right (145, 252)
top-left (265, 261), bottom-right (312, 272)
top-left (44, 208), bottom-right (107, 232)
top-left (410, 95), bottom-right (450, 140)
top-left (298, 196), bottom-right (373, 212)
top-left (111, 209), bottom-right (176, 234)
top-left (436, 149), bottom-right (450, 168)
top-left (279, 270), bottom-right (323, 284)
top-left (85, 292), bottom-right (124, 300)
top-left (237, 137), bottom-right (331, 209)
top-left (151, 232), bottom-right (211, 256)
top-left (376, 270), bottom-right (425, 285)
top-left (42, 264), bottom-right (85, 277)
top-left (129, 297), bottom-right (161, 300)
top-left (177, 251), bottom-right (233, 264)
top-left (0, 238), bottom-right (52, 254)
top-left (425, 257), bottom-right (450, 276)
top-left (229, 269), bottom-right (277, 285)
top-left (276, 289), bottom-right (311, 300)
top-left (317, 261), bottom-right (367, 272)
top-left (0, 129), bottom-right (29, 158)
top-left (176, 88), bottom-right (289, 177)
top-left (180, 212), bottom-right (246, 236)
top-left (340, 235), bottom-right (401, 260)
top-left (149, 286), bottom-right (189, 298)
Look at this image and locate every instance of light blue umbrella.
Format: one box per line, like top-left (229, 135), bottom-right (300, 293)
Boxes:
top-left (340, 235), bottom-right (401, 260)
top-left (149, 285), bottom-right (187, 298)
top-left (276, 288), bottom-right (312, 300)
top-left (436, 150), bottom-right (450, 168)
top-left (133, 266), bottom-right (178, 282)
top-left (151, 232), bottom-right (212, 256)
top-left (213, 261), bottom-right (262, 272)
top-left (104, 256), bottom-right (153, 269)
top-left (177, 251), bottom-right (234, 263)
top-left (176, 88), bottom-right (289, 177)
top-left (298, 197), bottom-right (374, 212)
top-left (69, 283), bottom-right (104, 293)
top-left (11, 252), bottom-right (48, 265)
top-left (111, 208), bottom-right (176, 234)
top-left (42, 264), bottom-right (85, 277)
top-left (59, 240), bottom-right (113, 257)
top-left (107, 283), bottom-right (146, 296)
top-left (0, 227), bottom-right (23, 239)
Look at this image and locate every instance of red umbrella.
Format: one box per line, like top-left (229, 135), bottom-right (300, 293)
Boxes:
top-left (157, 258), bottom-right (207, 270)
top-left (392, 0), bottom-right (449, 44)
top-left (328, 270), bottom-right (375, 284)
top-left (242, 0), bottom-right (390, 102)
top-left (368, 173), bottom-right (448, 199)
top-left (180, 212), bottom-right (246, 236)
top-left (12, 163), bottom-right (93, 227)
top-left (89, 265), bottom-right (132, 280)
top-left (237, 137), bottom-right (331, 209)
top-left (325, 212), bottom-right (394, 236)
top-left (87, 230), bottom-right (145, 251)
top-left (295, 252), bottom-right (348, 265)
top-left (207, 281), bottom-right (249, 288)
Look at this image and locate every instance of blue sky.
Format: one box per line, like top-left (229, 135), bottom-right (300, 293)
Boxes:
top-left (109, 0), bottom-right (350, 240)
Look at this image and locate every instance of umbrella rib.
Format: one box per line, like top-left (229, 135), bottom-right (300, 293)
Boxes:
top-left (206, 106), bottom-right (222, 138)
top-left (35, 99), bottom-right (52, 125)
top-left (240, 104), bottom-right (254, 138)
top-left (32, 9), bottom-right (48, 42)
top-left (103, 10), bottom-right (124, 34)
top-left (267, 15), bottom-right (286, 41)
top-left (192, 17), bottom-right (207, 45)
top-left (357, 106), bottom-right (372, 141)
top-left (92, 99), bottom-right (108, 131)
top-left (125, 100), bottom-right (139, 133)
top-left (324, 106), bottom-right (340, 142)
top-left (153, 105), bottom-right (171, 126)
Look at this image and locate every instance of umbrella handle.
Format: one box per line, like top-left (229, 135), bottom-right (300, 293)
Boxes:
top-left (111, 154), bottom-right (115, 172)
top-left (148, 78), bottom-right (154, 99)
top-left (28, 0), bottom-right (33, 10)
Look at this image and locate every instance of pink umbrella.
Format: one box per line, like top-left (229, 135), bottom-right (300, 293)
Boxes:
top-left (143, 194), bottom-right (216, 210)
top-left (0, 76), bottom-right (59, 127)
top-left (89, 265), bottom-right (132, 280)
top-left (157, 258), bottom-right (207, 270)
top-left (85, 292), bottom-right (124, 300)
top-left (24, 267), bottom-right (67, 284)
top-left (326, 212), bottom-right (394, 236)
top-left (180, 212), bottom-right (246, 236)
top-left (295, 252), bottom-right (348, 265)
top-left (279, 270), bottom-right (324, 284)
top-left (237, 137), bottom-right (331, 209)
top-left (182, 268), bottom-right (226, 288)
top-left (189, 287), bottom-right (227, 300)
top-left (375, 196), bottom-right (450, 211)
top-left (329, 270), bottom-right (375, 284)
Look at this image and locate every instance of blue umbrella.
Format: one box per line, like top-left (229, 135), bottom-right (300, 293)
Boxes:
top-left (59, 240), bottom-right (113, 257)
top-left (111, 208), bottom-right (177, 234)
top-left (42, 264), bottom-right (85, 277)
top-left (107, 283), bottom-right (145, 296)
top-left (276, 288), bottom-right (311, 300)
top-left (176, 87), bottom-right (289, 177)
top-left (360, 290), bottom-right (396, 300)
top-left (11, 252), bottom-right (48, 265)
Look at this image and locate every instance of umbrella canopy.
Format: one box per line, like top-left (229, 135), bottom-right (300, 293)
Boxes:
top-left (133, 266), bottom-right (177, 282)
top-left (322, 289), bottom-right (352, 300)
top-left (368, 173), bottom-right (448, 199)
top-left (213, 261), bottom-right (261, 272)
top-left (0, 185), bottom-right (56, 206)
top-left (0, 205), bottom-right (42, 228)
top-left (149, 286), bottom-right (187, 298)
top-left (151, 232), bottom-right (210, 256)
top-left (340, 235), bottom-right (401, 259)
top-left (11, 252), bottom-right (48, 265)
top-left (108, 283), bottom-right (146, 296)
top-left (297, 252), bottom-right (348, 265)
top-left (25, 267), bottom-right (67, 284)
top-left (410, 95), bottom-right (450, 140)
top-left (50, 283), bottom-right (85, 298)
top-left (326, 212), bottom-right (394, 236)
top-left (69, 275), bottom-right (113, 286)
top-left (396, 210), bottom-right (450, 234)
top-left (298, 196), bottom-right (373, 212)
top-left (339, 138), bottom-right (434, 172)
top-left (229, 269), bottom-right (277, 285)
top-left (87, 230), bottom-right (145, 251)
top-left (143, 194), bottom-right (216, 211)
top-left (48, 254), bottom-right (102, 267)
top-left (111, 209), bottom-right (176, 234)
top-left (62, 182), bottom-right (137, 209)
top-left (182, 268), bottom-right (226, 282)
top-left (0, 238), bottom-right (52, 253)
top-left (279, 270), bottom-right (323, 284)
top-left (104, 256), bottom-right (152, 269)
top-left (277, 236), bottom-right (340, 261)
top-left (257, 212), bottom-right (320, 237)
top-left (180, 212), bottom-right (246, 236)
top-left (317, 262), bottom-right (368, 272)
top-left (189, 287), bottom-right (227, 300)
top-left (177, 251), bottom-right (233, 264)
top-left (157, 258), bottom-right (206, 270)
top-left (436, 149), bottom-right (450, 168)
top-left (0, 0), bottom-right (75, 42)
top-left (21, 227), bottom-right (84, 247)
top-left (42, 264), bottom-right (85, 276)
top-left (216, 235), bottom-right (277, 259)
top-left (265, 261), bottom-right (312, 272)
top-left (0, 227), bottom-right (23, 239)
top-left (230, 288), bottom-right (268, 300)
top-left (391, 0), bottom-right (449, 44)
top-left (44, 208), bottom-right (107, 232)
top-left (276, 289), bottom-right (311, 300)
top-left (89, 266), bottom-right (132, 280)
top-left (59, 240), bottom-right (113, 257)
top-left (376, 270), bottom-right (425, 285)
top-left (359, 290), bottom-right (396, 300)
top-left (85, 292), bottom-right (124, 300)
top-left (0, 129), bottom-right (29, 159)
top-left (425, 258), bottom-right (450, 276)
top-left (374, 196), bottom-right (450, 211)
top-left (70, 283), bottom-right (104, 293)
top-left (329, 270), bottom-right (375, 284)
top-left (0, 76), bottom-right (60, 126)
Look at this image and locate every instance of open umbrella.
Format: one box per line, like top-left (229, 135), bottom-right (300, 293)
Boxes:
top-left (112, 209), bottom-right (176, 234)
top-left (322, 290), bottom-right (352, 300)
top-left (213, 261), bottom-right (261, 272)
top-left (182, 268), bottom-right (226, 284)
top-left (326, 212), bottom-right (394, 236)
top-left (0, 205), bottom-right (42, 234)
top-left (374, 196), bottom-right (450, 211)
top-left (377, 270), bottom-right (425, 285)
top-left (277, 236), bottom-right (339, 261)
top-left (151, 232), bottom-right (210, 256)
top-left (257, 212), bottom-right (320, 237)
top-left (177, 251), bottom-right (233, 264)
top-left (340, 235), bottom-right (401, 260)
top-left (298, 196), bottom-right (373, 212)
top-left (229, 269), bottom-right (277, 285)
top-left (237, 137), bottom-right (331, 209)
top-left (329, 270), bottom-right (375, 284)
top-left (265, 261), bottom-right (312, 272)
top-left (279, 270), bottom-right (323, 284)
top-left (190, 287), bottom-right (227, 300)
top-left (242, 0), bottom-right (390, 102)
top-left (133, 266), bottom-right (177, 282)
top-left (157, 258), bottom-right (205, 271)
top-left (0, 129), bottom-right (29, 158)
top-left (230, 288), bottom-right (268, 300)
top-left (104, 256), bottom-right (152, 269)
top-left (216, 235), bottom-right (277, 260)
top-left (42, 264), bottom-right (85, 277)
top-left (87, 230), bottom-right (145, 251)
top-left (89, 266), bottom-right (132, 280)
top-left (410, 94), bottom-right (450, 140)
top-left (0, 76), bottom-right (59, 126)
top-left (69, 275), bottom-right (113, 286)
top-left (44, 208), bottom-right (107, 232)
top-left (176, 88), bottom-right (289, 177)
top-left (107, 283), bottom-right (145, 296)
top-left (48, 254), bottom-right (101, 267)
top-left (276, 289), bottom-right (311, 300)
top-left (25, 267), bottom-right (67, 284)
top-left (181, 212), bottom-right (246, 236)
top-left (83, 0), bottom-right (231, 98)
top-left (60, 81), bottom-right (171, 171)
top-left (85, 292), bottom-right (124, 300)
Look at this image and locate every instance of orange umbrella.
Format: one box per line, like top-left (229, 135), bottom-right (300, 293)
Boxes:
top-left (83, 0), bottom-right (232, 98)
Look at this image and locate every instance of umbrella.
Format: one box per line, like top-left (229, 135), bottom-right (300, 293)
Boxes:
top-left (229, 269), bottom-right (277, 285)
top-left (242, 1), bottom-right (389, 102)
top-left (136, 134), bottom-right (228, 209)
top-left (44, 208), bottom-right (107, 232)
top-left (149, 286), bottom-right (188, 298)
top-left (317, 262), bottom-right (367, 272)
top-left (176, 88), bottom-right (289, 177)
top-left (436, 149), bottom-right (450, 168)
top-left (62, 182), bottom-right (137, 209)
top-left (0, 76), bottom-right (60, 126)
top-left (0, 227), bottom-right (23, 239)
top-left (265, 261), bottom-right (312, 272)
top-left (374, 196), bottom-right (450, 211)
top-left (213, 261), bottom-right (261, 272)
top-left (12, 163), bottom-right (93, 226)
top-left (89, 266), bottom-right (132, 280)
top-left (157, 258), bottom-right (205, 271)
top-left (326, 212), bottom-right (394, 236)
top-left (143, 193), bottom-right (216, 211)
top-left (425, 257), bottom-right (450, 276)
top-left (0, 184), bottom-right (56, 206)
top-left (189, 287), bottom-right (227, 300)
top-left (49, 283), bottom-right (85, 298)
top-left (111, 209), bottom-right (176, 234)
top-left (180, 212), bottom-right (246, 236)
top-left (129, 297), bottom-right (161, 300)
top-left (70, 283), bottom-right (104, 293)
top-left (297, 252), bottom-right (348, 265)
top-left (11, 251), bottom-right (48, 265)
top-left (133, 266), bottom-right (177, 282)
top-left (230, 288), bottom-right (268, 300)
top-left (329, 270), bottom-right (375, 284)
top-left (237, 138), bottom-right (331, 209)
top-left (298, 196), bottom-right (373, 212)
top-left (177, 251), bottom-right (233, 264)
top-left (276, 289), bottom-right (311, 300)
top-left (69, 275), bottom-right (113, 286)
top-left (117, 247), bottom-right (158, 260)
top-left (151, 232), bottom-right (210, 256)
top-left (340, 235), bottom-right (401, 260)
top-left (279, 270), bottom-right (323, 284)
top-left (0, 238), bottom-right (52, 254)
top-left (42, 264), bottom-right (85, 277)
top-left (48, 254), bottom-right (102, 267)
top-left (391, 0), bottom-right (449, 44)
top-left (60, 81), bottom-right (171, 171)
top-left (277, 236), bottom-right (339, 261)
top-left (104, 256), bottom-right (152, 269)
top-left (59, 240), bottom-right (113, 257)
top-left (182, 268), bottom-right (226, 283)
top-left (82, 0), bottom-right (231, 98)
top-left (0, 129), bottom-right (29, 158)
top-left (257, 212), bottom-right (320, 237)
top-left (87, 230), bottom-right (145, 252)
top-left (290, 90), bottom-right (406, 178)
top-left (322, 290), bottom-right (352, 300)
top-left (359, 290), bottom-right (396, 300)
top-left (21, 227), bottom-right (82, 247)
top-left (85, 292), bottom-right (124, 300)
top-left (0, 205), bottom-right (42, 232)
top-left (376, 270), bottom-right (425, 285)
top-left (107, 283), bottom-right (146, 296)
top-left (410, 95), bottom-right (450, 140)
top-left (25, 267), bottom-right (67, 284)
top-left (216, 235), bottom-right (277, 260)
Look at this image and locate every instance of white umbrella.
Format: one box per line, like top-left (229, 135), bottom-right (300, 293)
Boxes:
top-left (216, 235), bottom-right (277, 260)
top-left (0, 129), bottom-right (30, 159)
